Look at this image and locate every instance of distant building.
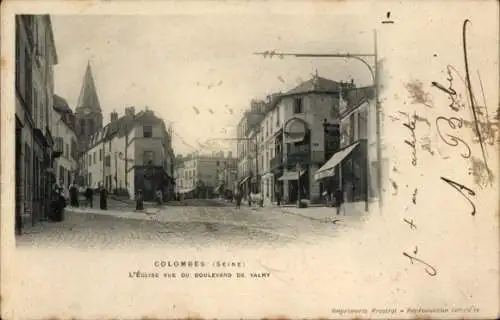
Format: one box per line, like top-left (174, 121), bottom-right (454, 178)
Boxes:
top-left (175, 151), bottom-right (229, 199)
top-left (80, 107), bottom-right (175, 201)
top-left (215, 152), bottom-right (238, 198)
top-left (52, 94), bottom-right (78, 190)
top-left (235, 100), bottom-right (267, 197)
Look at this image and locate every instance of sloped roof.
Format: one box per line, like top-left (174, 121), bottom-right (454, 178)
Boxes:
top-left (86, 110), bottom-right (166, 150)
top-left (53, 94), bottom-right (71, 113)
top-left (76, 62), bottom-right (101, 112)
top-left (284, 76), bottom-right (342, 96)
top-left (53, 94), bottom-right (76, 131)
top-left (344, 86), bottom-right (375, 107)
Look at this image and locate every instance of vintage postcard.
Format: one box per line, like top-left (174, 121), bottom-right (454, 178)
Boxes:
top-left (1, 0), bottom-right (499, 319)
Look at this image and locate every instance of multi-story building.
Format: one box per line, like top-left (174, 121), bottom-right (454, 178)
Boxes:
top-left (235, 74), bottom-right (376, 206)
top-left (175, 151), bottom-right (229, 199)
top-left (15, 15), bottom-right (59, 230)
top-left (80, 107), bottom-right (175, 201)
top-left (314, 85), bottom-right (377, 202)
top-left (255, 75), bottom-right (353, 205)
top-left (236, 100), bottom-right (268, 197)
top-left (52, 94), bottom-right (78, 190)
top-left (214, 152), bottom-right (238, 198)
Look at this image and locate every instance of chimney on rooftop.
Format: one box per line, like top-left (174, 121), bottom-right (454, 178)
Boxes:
top-left (125, 106), bottom-right (135, 118)
top-left (110, 110), bottom-right (118, 122)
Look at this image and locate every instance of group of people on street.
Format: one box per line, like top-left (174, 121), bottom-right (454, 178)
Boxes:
top-left (323, 185), bottom-right (346, 215)
top-left (232, 185), bottom-right (347, 215)
top-left (59, 181), bottom-right (109, 211)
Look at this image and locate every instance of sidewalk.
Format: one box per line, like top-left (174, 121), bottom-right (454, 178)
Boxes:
top-left (278, 201), bottom-right (370, 222)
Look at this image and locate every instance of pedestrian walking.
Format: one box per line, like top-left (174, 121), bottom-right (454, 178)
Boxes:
top-left (248, 191), bottom-right (252, 207)
top-left (235, 190), bottom-right (241, 209)
top-left (136, 189), bottom-right (144, 211)
top-left (99, 183), bottom-right (108, 210)
top-left (335, 185), bottom-right (345, 215)
top-left (275, 190), bottom-right (282, 206)
top-left (85, 185), bottom-right (94, 208)
top-left (69, 182), bottom-right (79, 207)
top-left (156, 188), bottom-right (163, 206)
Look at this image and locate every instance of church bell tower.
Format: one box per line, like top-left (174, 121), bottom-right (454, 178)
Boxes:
top-left (74, 61), bottom-right (103, 152)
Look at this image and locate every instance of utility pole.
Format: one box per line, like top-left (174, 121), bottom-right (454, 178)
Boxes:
top-left (254, 134), bottom-right (259, 194)
top-left (114, 152), bottom-right (118, 193)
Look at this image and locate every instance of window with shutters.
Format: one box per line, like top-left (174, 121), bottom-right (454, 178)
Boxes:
top-left (143, 125), bottom-right (153, 138)
top-left (24, 48), bottom-right (32, 113)
top-left (293, 98), bottom-right (303, 114)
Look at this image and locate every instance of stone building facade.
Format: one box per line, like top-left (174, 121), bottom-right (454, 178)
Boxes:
top-left (15, 15), bottom-right (58, 231)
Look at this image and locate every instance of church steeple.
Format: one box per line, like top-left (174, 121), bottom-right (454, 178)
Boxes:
top-left (76, 61), bottom-right (101, 112)
top-left (74, 61), bottom-right (103, 147)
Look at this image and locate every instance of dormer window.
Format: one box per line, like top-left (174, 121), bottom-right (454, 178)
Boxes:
top-left (143, 125), bottom-right (153, 138)
top-left (293, 98), bottom-right (303, 114)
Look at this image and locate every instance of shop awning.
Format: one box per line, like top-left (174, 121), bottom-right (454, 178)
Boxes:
top-left (278, 170), bottom-right (306, 181)
top-left (239, 176), bottom-right (251, 185)
top-left (314, 142), bottom-right (359, 181)
top-left (262, 172), bottom-right (274, 179)
top-left (214, 184), bottom-right (223, 193)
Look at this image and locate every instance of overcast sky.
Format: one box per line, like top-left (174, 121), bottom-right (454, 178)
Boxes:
top-left (51, 14), bottom-right (375, 155)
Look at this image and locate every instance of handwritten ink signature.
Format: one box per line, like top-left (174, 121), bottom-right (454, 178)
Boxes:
top-left (398, 111), bottom-right (418, 166)
top-left (431, 19), bottom-right (494, 186)
top-left (435, 116), bottom-right (472, 158)
top-left (441, 176), bottom-right (476, 216)
top-left (403, 252), bottom-right (438, 276)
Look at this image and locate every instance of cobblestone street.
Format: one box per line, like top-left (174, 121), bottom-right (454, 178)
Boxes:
top-left (16, 201), bottom-right (370, 249)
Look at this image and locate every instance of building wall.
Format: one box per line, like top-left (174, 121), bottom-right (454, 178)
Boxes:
top-left (251, 93), bottom-right (340, 204)
top-left (52, 113), bottom-right (78, 190)
top-left (15, 16), bottom-right (58, 227)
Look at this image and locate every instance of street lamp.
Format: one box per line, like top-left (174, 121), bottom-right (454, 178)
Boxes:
top-left (296, 162), bottom-right (302, 208)
top-left (254, 30), bottom-right (381, 211)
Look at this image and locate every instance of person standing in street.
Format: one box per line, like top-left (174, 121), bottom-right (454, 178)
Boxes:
top-left (69, 182), bottom-right (79, 207)
top-left (335, 185), bottom-right (345, 215)
top-left (84, 185), bottom-right (94, 208)
top-left (136, 189), bottom-right (144, 211)
top-left (235, 190), bottom-right (241, 209)
top-left (99, 183), bottom-right (108, 210)
top-left (275, 189), bottom-right (282, 206)
top-left (156, 188), bottom-right (163, 206)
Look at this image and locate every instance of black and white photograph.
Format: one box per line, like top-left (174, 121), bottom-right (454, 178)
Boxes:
top-left (13, 14), bottom-right (381, 248)
top-left (2, 1), bottom-right (499, 319)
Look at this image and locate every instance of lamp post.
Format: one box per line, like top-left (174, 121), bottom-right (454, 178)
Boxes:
top-left (296, 163), bottom-right (302, 208)
top-left (254, 29), bottom-right (381, 211)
